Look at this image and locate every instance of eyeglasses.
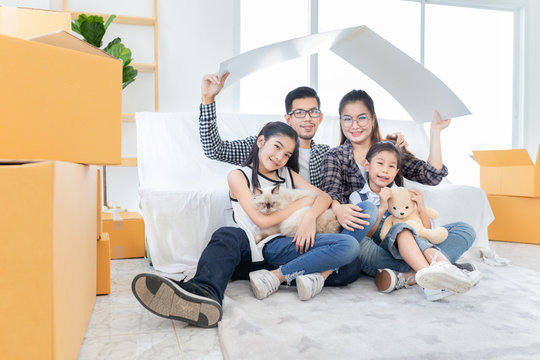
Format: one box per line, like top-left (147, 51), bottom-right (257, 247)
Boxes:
top-left (341, 114), bottom-right (371, 128)
top-left (288, 108), bottom-right (322, 119)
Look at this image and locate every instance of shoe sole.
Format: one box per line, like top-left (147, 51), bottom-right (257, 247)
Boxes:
top-left (416, 268), bottom-right (472, 294)
top-left (425, 290), bottom-right (454, 301)
top-left (375, 269), bottom-right (397, 293)
top-left (131, 273), bottom-right (222, 328)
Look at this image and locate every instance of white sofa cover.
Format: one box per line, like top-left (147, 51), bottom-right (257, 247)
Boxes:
top-left (136, 112), bottom-right (494, 274)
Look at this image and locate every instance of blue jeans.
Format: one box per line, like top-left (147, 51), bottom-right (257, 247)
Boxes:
top-left (378, 223), bottom-right (433, 260)
top-left (190, 227), bottom-right (365, 305)
top-left (358, 222), bottom-right (476, 277)
top-left (340, 201), bottom-right (379, 243)
top-left (264, 233), bottom-right (360, 284)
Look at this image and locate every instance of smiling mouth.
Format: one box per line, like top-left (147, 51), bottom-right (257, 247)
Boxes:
top-left (377, 175), bottom-right (389, 182)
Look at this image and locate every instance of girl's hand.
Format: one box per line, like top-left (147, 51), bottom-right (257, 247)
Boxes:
top-left (409, 189), bottom-right (426, 212)
top-left (333, 203), bottom-right (371, 232)
top-left (430, 110), bottom-right (451, 134)
top-left (201, 72), bottom-right (230, 104)
top-left (292, 212), bottom-right (317, 254)
top-left (379, 187), bottom-right (392, 211)
top-left (386, 132), bottom-right (408, 149)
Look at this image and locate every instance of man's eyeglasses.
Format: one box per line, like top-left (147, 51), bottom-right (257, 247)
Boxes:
top-left (288, 108), bottom-right (322, 119)
top-left (341, 114), bottom-right (371, 128)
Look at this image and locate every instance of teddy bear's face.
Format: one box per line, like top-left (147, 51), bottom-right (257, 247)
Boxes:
top-left (387, 187), bottom-right (415, 219)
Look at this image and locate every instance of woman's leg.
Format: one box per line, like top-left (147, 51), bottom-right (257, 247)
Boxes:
top-left (341, 201), bottom-right (379, 242)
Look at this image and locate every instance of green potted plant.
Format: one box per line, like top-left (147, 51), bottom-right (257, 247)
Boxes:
top-left (71, 14), bottom-right (138, 89)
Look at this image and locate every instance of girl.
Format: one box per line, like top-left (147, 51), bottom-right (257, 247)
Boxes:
top-left (228, 121), bottom-right (360, 301)
top-left (351, 141), bottom-right (481, 300)
top-left (320, 89), bottom-right (478, 300)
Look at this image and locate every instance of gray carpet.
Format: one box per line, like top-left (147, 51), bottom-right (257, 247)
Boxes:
top-left (219, 261), bottom-right (540, 360)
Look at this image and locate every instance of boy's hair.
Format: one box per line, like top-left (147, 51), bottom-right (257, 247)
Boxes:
top-left (366, 139), bottom-right (417, 186)
top-left (338, 89), bottom-right (382, 145)
top-left (285, 86), bottom-right (321, 114)
top-left (243, 122), bottom-right (299, 189)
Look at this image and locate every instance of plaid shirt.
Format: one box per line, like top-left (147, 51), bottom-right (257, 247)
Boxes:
top-left (199, 102), bottom-right (330, 188)
top-left (320, 139), bottom-right (449, 204)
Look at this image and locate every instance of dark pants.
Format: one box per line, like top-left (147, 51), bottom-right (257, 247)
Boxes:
top-left (190, 226), bottom-right (363, 304)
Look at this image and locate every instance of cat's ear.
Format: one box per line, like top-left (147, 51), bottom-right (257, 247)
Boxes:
top-left (253, 187), bottom-right (263, 195)
top-left (271, 185), bottom-right (280, 194)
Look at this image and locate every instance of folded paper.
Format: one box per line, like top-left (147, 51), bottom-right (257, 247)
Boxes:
top-left (219, 25), bottom-right (470, 123)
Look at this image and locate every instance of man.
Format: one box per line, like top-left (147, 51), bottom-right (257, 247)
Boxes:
top-left (131, 73), bottom-right (369, 328)
top-left (199, 72), bottom-right (329, 187)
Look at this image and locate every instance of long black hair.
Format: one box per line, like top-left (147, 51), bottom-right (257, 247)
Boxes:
top-left (243, 121), bottom-right (299, 188)
top-left (365, 139), bottom-right (418, 186)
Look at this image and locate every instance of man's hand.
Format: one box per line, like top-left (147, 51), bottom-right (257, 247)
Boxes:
top-left (201, 72), bottom-right (230, 104)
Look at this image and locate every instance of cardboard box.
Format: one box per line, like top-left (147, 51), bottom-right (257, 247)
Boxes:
top-left (473, 146), bottom-right (540, 197)
top-left (103, 212), bottom-right (145, 259)
top-left (97, 233), bottom-right (111, 295)
top-left (0, 7), bottom-right (71, 39)
top-left (0, 30), bottom-right (122, 165)
top-left (487, 195), bottom-right (540, 244)
top-left (97, 169), bottom-right (103, 238)
top-left (0, 161), bottom-right (97, 360)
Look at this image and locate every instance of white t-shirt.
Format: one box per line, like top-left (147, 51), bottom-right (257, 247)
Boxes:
top-left (298, 147), bottom-right (311, 182)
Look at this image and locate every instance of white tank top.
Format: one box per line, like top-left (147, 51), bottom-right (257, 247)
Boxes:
top-left (230, 165), bottom-right (295, 262)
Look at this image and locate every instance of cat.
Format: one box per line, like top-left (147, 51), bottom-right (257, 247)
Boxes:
top-left (251, 185), bottom-right (341, 243)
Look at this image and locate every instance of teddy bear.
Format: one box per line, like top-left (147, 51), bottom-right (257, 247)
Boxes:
top-left (379, 187), bottom-right (448, 245)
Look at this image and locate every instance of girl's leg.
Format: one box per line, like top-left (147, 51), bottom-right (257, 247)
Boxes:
top-left (395, 229), bottom-right (431, 272)
top-left (434, 222), bottom-right (476, 263)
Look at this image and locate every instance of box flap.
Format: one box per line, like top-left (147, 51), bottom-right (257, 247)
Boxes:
top-left (28, 30), bottom-right (116, 59)
top-left (473, 149), bottom-right (533, 167)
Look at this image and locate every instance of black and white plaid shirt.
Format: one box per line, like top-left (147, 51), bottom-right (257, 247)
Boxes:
top-left (320, 139), bottom-right (449, 204)
top-left (199, 102), bottom-right (330, 188)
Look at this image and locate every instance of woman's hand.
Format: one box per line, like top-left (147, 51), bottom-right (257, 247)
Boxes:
top-left (333, 203), bottom-right (371, 232)
top-left (201, 72), bottom-right (230, 104)
top-left (379, 187), bottom-right (392, 211)
top-left (409, 188), bottom-right (426, 212)
top-left (430, 110), bottom-right (451, 134)
top-left (292, 211), bottom-right (317, 254)
top-left (386, 132), bottom-right (408, 149)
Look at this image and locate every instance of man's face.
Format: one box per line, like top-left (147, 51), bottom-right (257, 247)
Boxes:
top-left (284, 97), bottom-right (323, 141)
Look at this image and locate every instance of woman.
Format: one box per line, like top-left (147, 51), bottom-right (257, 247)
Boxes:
top-left (320, 89), bottom-right (476, 300)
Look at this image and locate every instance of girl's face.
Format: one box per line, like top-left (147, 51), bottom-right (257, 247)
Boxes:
top-left (364, 150), bottom-right (399, 189)
top-left (257, 134), bottom-right (296, 173)
top-left (340, 100), bottom-right (374, 146)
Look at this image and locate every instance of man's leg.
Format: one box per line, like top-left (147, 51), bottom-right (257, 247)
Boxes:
top-left (132, 227), bottom-right (251, 328)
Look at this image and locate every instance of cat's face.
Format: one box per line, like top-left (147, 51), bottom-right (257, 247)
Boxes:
top-left (252, 186), bottom-right (284, 214)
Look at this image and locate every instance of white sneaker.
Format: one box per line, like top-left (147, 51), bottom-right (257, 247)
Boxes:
top-left (375, 269), bottom-right (411, 293)
top-left (249, 270), bottom-right (281, 300)
top-left (455, 262), bottom-right (483, 287)
top-left (424, 288), bottom-right (454, 301)
top-left (416, 262), bottom-right (472, 294)
top-left (296, 273), bottom-right (325, 301)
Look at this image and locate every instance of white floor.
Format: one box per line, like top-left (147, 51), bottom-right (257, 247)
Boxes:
top-left (78, 241), bottom-right (540, 359)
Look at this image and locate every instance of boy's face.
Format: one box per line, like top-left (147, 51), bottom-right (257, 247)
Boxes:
top-left (284, 97), bottom-right (323, 142)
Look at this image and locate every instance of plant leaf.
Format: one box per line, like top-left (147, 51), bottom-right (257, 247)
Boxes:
top-left (104, 15), bottom-right (116, 31)
top-left (122, 65), bottom-right (138, 89)
top-left (104, 37), bottom-right (122, 52)
top-left (80, 21), bottom-right (106, 47)
top-left (104, 41), bottom-right (133, 67)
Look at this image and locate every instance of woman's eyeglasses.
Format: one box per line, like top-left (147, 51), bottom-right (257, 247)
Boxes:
top-left (341, 114), bottom-right (371, 128)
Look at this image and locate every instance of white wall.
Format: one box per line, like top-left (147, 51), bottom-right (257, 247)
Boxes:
top-left (524, 0), bottom-right (540, 160)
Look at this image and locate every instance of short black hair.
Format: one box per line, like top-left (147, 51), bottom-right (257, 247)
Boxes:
top-left (284, 86), bottom-right (320, 113)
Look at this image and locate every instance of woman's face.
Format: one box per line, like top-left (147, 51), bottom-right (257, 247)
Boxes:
top-left (257, 134), bottom-right (296, 173)
top-left (340, 100), bottom-right (374, 146)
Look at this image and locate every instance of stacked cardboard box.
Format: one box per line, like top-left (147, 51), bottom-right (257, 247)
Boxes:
top-left (0, 7), bottom-right (121, 360)
top-left (474, 146), bottom-right (540, 244)
top-left (103, 211), bottom-right (146, 259)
